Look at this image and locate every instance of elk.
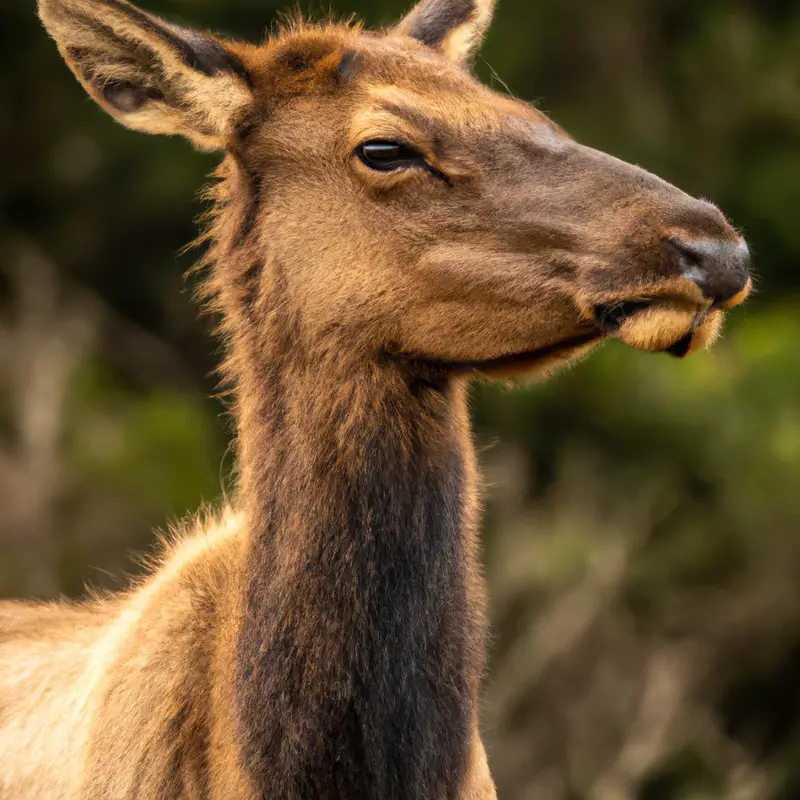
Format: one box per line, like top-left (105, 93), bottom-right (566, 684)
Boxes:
top-left (1, 0), bottom-right (751, 797)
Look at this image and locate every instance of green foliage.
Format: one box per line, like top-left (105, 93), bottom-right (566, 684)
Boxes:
top-left (67, 363), bottom-right (225, 520)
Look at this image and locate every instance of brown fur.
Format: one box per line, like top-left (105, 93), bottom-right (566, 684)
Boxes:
top-left (1, 0), bottom-right (749, 797)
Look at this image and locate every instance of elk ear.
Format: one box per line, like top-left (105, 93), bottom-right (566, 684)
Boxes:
top-left (393, 0), bottom-right (496, 66)
top-left (38, 0), bottom-right (252, 150)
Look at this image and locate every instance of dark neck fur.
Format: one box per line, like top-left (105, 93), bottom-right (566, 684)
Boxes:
top-left (227, 269), bottom-right (486, 799)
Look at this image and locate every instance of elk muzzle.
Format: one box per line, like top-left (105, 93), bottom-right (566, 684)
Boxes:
top-left (592, 214), bottom-right (752, 359)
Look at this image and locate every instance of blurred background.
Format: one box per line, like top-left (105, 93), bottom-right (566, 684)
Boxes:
top-left (2, 0), bottom-right (799, 797)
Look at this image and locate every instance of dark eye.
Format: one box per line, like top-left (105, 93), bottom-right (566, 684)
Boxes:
top-left (357, 141), bottom-right (423, 171)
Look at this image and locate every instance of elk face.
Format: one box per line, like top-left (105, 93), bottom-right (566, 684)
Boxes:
top-left (246, 17), bottom-right (751, 377)
top-left (319, 40), bottom-right (751, 375)
top-left (39, 0), bottom-right (751, 379)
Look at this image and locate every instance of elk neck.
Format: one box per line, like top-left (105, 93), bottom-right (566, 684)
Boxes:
top-left (219, 255), bottom-right (488, 798)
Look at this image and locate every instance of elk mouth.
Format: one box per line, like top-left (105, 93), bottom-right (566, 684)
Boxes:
top-left (590, 273), bottom-right (752, 359)
top-left (389, 304), bottom-right (705, 381)
top-left (470, 289), bottom-right (741, 376)
top-left (389, 288), bottom-right (743, 381)
top-left (593, 297), bottom-right (717, 359)
top-left (454, 298), bottom-right (713, 376)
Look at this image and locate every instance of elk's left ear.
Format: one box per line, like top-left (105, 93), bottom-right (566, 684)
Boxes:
top-left (393, 0), bottom-right (496, 66)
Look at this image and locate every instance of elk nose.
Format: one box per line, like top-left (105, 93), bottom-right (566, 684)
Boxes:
top-left (667, 237), bottom-right (751, 306)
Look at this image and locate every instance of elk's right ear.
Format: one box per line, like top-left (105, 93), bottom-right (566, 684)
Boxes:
top-left (38, 0), bottom-right (252, 150)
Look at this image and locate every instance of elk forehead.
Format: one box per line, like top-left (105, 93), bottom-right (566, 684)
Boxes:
top-left (365, 82), bottom-right (545, 124)
top-left (242, 28), bottom-right (559, 160)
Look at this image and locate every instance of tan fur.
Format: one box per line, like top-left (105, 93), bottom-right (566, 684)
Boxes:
top-left (0, 510), bottom-right (252, 798)
top-left (2, 1), bottom-right (749, 797)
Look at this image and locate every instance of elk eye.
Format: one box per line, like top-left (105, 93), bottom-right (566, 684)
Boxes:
top-left (357, 141), bottom-right (423, 171)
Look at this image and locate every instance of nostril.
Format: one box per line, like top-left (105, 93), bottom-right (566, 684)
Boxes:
top-left (665, 236), bottom-right (750, 305)
top-left (666, 238), bottom-right (706, 284)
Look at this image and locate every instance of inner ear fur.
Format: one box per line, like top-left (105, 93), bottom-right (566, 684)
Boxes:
top-left (393, 0), bottom-right (496, 66)
top-left (38, 0), bottom-right (252, 149)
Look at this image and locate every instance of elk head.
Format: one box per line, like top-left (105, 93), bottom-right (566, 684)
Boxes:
top-left (39, 0), bottom-right (751, 380)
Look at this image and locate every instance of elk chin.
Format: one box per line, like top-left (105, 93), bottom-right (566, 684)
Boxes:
top-left (476, 337), bottom-right (603, 382)
top-left (610, 300), bottom-right (724, 358)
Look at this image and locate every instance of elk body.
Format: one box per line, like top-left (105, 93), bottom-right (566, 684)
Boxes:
top-left (0, 0), bottom-right (751, 797)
